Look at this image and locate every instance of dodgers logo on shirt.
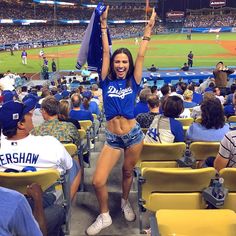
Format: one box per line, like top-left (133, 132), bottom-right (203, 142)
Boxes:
top-left (107, 86), bottom-right (132, 99)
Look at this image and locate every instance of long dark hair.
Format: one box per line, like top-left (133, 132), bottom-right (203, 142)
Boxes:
top-left (108, 48), bottom-right (134, 87)
top-left (201, 98), bottom-right (225, 129)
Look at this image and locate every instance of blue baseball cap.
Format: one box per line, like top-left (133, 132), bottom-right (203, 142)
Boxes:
top-left (82, 91), bottom-right (92, 99)
top-left (61, 90), bottom-right (70, 99)
top-left (0, 98), bottom-right (37, 131)
top-left (2, 90), bottom-right (15, 103)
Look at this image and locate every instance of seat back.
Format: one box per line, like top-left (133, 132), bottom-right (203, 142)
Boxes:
top-left (176, 117), bottom-right (194, 127)
top-left (228, 116), bottom-right (236, 122)
top-left (141, 167), bottom-right (216, 211)
top-left (63, 143), bottom-right (77, 157)
top-left (0, 169), bottom-right (60, 194)
top-left (79, 120), bottom-right (93, 131)
top-left (140, 143), bottom-right (186, 168)
top-left (190, 142), bottom-right (220, 161)
top-left (78, 129), bottom-right (86, 140)
top-left (220, 168), bottom-right (236, 191)
top-left (220, 168), bottom-right (236, 211)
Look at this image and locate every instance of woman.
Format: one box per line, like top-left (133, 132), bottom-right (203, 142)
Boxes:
top-left (58, 99), bottom-right (81, 129)
top-left (186, 97), bottom-right (229, 141)
top-left (144, 95), bottom-right (184, 143)
top-left (86, 7), bottom-right (156, 236)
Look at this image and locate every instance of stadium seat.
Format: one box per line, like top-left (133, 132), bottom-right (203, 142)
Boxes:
top-left (0, 169), bottom-right (71, 234)
top-left (220, 168), bottom-right (236, 211)
top-left (138, 167), bottom-right (216, 232)
top-left (176, 117), bottom-right (194, 131)
top-left (64, 143), bottom-right (84, 192)
top-left (190, 142), bottom-right (220, 162)
top-left (152, 209), bottom-right (236, 236)
top-left (139, 142), bottom-right (186, 168)
top-left (228, 116), bottom-right (236, 122)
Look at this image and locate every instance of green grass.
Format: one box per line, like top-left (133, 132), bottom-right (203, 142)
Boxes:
top-left (0, 32), bottom-right (235, 73)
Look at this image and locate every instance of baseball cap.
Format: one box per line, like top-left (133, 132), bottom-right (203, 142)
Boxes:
top-left (2, 90), bottom-right (14, 103)
top-left (82, 91), bottom-right (92, 99)
top-left (61, 90), bottom-right (70, 99)
top-left (0, 98), bottom-right (37, 130)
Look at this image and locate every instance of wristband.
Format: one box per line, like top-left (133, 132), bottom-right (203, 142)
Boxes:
top-left (142, 36), bottom-right (151, 41)
top-left (101, 27), bottom-right (107, 29)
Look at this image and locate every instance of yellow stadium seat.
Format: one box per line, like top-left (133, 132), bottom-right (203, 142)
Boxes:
top-left (153, 209), bottom-right (236, 236)
top-left (138, 167), bottom-right (216, 232)
top-left (228, 116), bottom-right (236, 122)
top-left (64, 143), bottom-right (84, 192)
top-left (220, 168), bottom-right (236, 211)
top-left (139, 142), bottom-right (186, 168)
top-left (0, 169), bottom-right (71, 234)
top-left (190, 142), bottom-right (220, 161)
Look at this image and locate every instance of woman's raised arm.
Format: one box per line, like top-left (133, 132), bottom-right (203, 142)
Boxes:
top-left (134, 9), bottom-right (156, 84)
top-left (100, 6), bottom-right (110, 80)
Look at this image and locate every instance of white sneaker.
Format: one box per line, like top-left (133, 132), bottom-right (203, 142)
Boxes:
top-left (121, 198), bottom-right (136, 222)
top-left (86, 212), bottom-right (112, 235)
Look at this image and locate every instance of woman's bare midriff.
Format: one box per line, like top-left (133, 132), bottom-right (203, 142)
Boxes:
top-left (106, 116), bottom-right (136, 135)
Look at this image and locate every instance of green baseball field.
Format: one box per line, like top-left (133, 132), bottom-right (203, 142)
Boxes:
top-left (0, 33), bottom-right (235, 74)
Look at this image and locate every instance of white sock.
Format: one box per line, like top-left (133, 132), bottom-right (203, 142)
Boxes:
top-left (101, 211), bottom-right (110, 220)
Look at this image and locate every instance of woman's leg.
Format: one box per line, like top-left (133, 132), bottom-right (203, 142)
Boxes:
top-left (92, 144), bottom-right (121, 213)
top-left (122, 141), bottom-right (143, 200)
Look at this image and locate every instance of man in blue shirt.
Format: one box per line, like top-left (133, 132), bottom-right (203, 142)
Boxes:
top-left (0, 184), bottom-right (45, 236)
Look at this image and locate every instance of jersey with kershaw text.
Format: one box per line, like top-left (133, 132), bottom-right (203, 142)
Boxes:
top-left (0, 134), bottom-right (72, 173)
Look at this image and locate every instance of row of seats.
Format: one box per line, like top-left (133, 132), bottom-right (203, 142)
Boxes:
top-left (138, 142), bottom-right (220, 168)
top-left (138, 167), bottom-right (236, 235)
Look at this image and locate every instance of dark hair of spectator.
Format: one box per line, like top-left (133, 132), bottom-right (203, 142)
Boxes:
top-left (230, 84), bottom-right (236, 93)
top-left (151, 85), bottom-right (157, 94)
top-left (41, 96), bottom-right (59, 116)
top-left (162, 96), bottom-right (184, 118)
top-left (109, 48), bottom-right (134, 88)
top-left (147, 94), bottom-right (159, 109)
top-left (201, 98), bottom-right (225, 129)
top-left (170, 85), bottom-right (176, 93)
top-left (178, 82), bottom-right (187, 94)
top-left (161, 84), bottom-right (170, 96)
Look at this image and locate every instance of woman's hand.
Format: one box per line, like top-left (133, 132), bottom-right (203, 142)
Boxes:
top-left (100, 6), bottom-right (109, 28)
top-left (144, 8), bottom-right (156, 36)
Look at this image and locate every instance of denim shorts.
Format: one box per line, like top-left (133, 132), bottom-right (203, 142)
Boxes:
top-left (105, 123), bottom-right (144, 149)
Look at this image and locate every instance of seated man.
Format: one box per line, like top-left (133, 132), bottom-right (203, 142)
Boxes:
top-left (32, 96), bottom-right (80, 148)
top-left (214, 130), bottom-right (236, 172)
top-left (136, 94), bottom-right (160, 128)
top-left (70, 93), bottom-right (94, 122)
top-left (181, 63), bottom-right (189, 71)
top-left (0, 99), bottom-right (81, 200)
top-left (0, 184), bottom-right (46, 236)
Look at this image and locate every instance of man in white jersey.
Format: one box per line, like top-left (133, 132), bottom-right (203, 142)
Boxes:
top-left (0, 98), bottom-right (81, 200)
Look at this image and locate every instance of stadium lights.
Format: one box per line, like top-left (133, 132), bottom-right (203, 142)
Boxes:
top-left (81, 4), bottom-right (97, 8)
top-left (33, 0), bottom-right (75, 6)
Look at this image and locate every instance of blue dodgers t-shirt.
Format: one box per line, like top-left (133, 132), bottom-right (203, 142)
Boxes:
top-left (100, 76), bottom-right (140, 121)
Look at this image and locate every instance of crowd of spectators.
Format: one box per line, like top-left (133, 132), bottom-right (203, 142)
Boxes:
top-left (0, 2), bottom-right (147, 21)
top-left (0, 24), bottom-right (164, 45)
top-left (184, 14), bottom-right (236, 28)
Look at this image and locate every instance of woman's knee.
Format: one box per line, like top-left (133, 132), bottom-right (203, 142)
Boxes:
top-left (92, 176), bottom-right (107, 189)
top-left (122, 168), bottom-right (134, 178)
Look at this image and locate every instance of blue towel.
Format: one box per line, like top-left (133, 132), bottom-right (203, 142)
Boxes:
top-left (76, 2), bottom-right (112, 73)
